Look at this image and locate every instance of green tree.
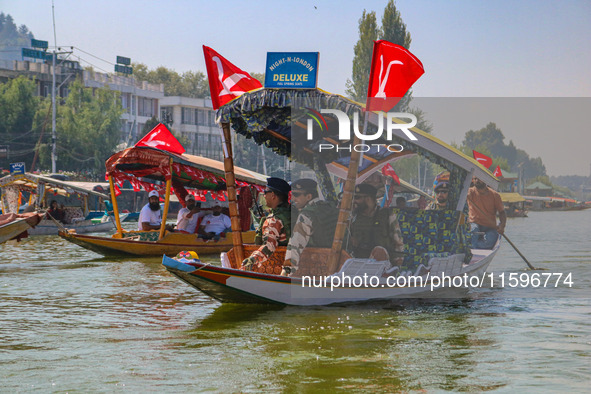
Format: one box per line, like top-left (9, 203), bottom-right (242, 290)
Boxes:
top-left (132, 63), bottom-right (210, 98)
top-left (0, 76), bottom-right (39, 169)
top-left (37, 79), bottom-right (123, 173)
top-left (345, 10), bottom-right (379, 102)
top-left (0, 13), bottom-right (34, 57)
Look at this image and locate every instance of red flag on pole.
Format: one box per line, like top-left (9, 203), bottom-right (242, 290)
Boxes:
top-left (366, 40), bottom-right (425, 112)
top-left (135, 123), bottom-right (185, 155)
top-left (203, 46), bottom-right (263, 110)
top-left (493, 165), bottom-right (503, 178)
top-left (381, 163), bottom-right (401, 185)
top-left (472, 150), bottom-right (493, 169)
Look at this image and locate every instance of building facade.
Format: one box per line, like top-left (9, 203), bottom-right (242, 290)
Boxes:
top-left (159, 96), bottom-right (222, 160)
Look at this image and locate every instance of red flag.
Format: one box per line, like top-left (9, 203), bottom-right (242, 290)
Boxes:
top-left (472, 150), bottom-right (492, 169)
top-left (366, 40), bottom-right (425, 112)
top-left (381, 163), bottom-right (400, 185)
top-left (493, 165), bottom-right (503, 177)
top-left (135, 123), bottom-right (185, 155)
top-left (203, 46), bottom-right (262, 110)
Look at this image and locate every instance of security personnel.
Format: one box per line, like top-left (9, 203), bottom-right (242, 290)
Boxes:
top-left (348, 183), bottom-right (404, 267)
top-left (427, 181), bottom-right (450, 210)
top-left (242, 177), bottom-right (291, 270)
top-left (284, 179), bottom-right (338, 275)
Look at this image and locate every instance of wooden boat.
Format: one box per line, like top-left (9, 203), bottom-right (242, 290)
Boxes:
top-left (0, 212), bottom-right (44, 244)
top-left (59, 143), bottom-right (267, 256)
top-left (163, 87), bottom-right (502, 305)
top-left (0, 173), bottom-right (114, 235)
top-left (500, 192), bottom-right (528, 217)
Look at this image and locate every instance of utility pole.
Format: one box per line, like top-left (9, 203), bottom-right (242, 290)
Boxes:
top-left (51, 51), bottom-right (57, 173)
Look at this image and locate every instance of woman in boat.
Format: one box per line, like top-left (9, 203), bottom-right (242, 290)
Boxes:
top-left (47, 200), bottom-right (66, 223)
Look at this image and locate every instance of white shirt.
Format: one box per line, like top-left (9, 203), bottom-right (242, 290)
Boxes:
top-left (138, 203), bottom-right (162, 230)
top-left (176, 207), bottom-right (206, 233)
top-left (200, 213), bottom-right (231, 234)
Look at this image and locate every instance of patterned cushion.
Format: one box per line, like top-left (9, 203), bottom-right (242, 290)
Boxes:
top-left (391, 208), bottom-right (472, 270)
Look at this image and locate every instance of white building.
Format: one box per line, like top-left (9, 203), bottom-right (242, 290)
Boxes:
top-left (83, 70), bottom-right (164, 144)
top-left (159, 96), bottom-right (222, 160)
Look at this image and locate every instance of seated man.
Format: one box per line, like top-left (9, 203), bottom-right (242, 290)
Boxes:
top-left (198, 200), bottom-right (231, 240)
top-left (349, 184), bottom-right (404, 268)
top-left (467, 177), bottom-right (506, 249)
top-left (176, 194), bottom-right (205, 234)
top-left (427, 181), bottom-right (450, 210)
top-left (284, 179), bottom-right (338, 275)
top-left (395, 196), bottom-right (406, 209)
top-left (242, 177), bottom-right (291, 270)
top-left (138, 190), bottom-right (162, 231)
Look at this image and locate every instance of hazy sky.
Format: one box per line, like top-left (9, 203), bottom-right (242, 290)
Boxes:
top-left (3, 0), bottom-right (590, 176)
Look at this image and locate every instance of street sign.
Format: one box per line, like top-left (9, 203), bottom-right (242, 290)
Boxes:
top-left (264, 52), bottom-right (319, 89)
top-left (22, 48), bottom-right (51, 61)
top-left (114, 64), bottom-right (133, 74)
top-left (116, 56), bottom-right (131, 65)
top-left (9, 162), bottom-right (26, 175)
top-left (31, 39), bottom-right (49, 49)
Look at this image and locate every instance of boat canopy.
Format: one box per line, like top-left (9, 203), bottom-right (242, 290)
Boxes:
top-left (499, 192), bottom-right (526, 203)
top-left (217, 88), bottom-right (498, 209)
top-left (105, 146), bottom-right (267, 201)
top-left (0, 173), bottom-right (110, 200)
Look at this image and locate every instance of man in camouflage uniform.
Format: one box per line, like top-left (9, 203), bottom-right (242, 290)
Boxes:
top-left (283, 179), bottom-right (338, 275)
top-left (242, 177), bottom-right (291, 270)
top-left (349, 183), bottom-right (405, 268)
top-left (427, 181), bottom-right (450, 210)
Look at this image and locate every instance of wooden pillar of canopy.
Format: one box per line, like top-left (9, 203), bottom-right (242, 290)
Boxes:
top-left (158, 158), bottom-right (173, 241)
top-left (108, 175), bottom-right (123, 236)
top-left (326, 133), bottom-right (363, 274)
top-left (221, 122), bottom-right (244, 263)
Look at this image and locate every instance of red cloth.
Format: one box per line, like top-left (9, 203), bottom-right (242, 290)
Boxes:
top-left (381, 163), bottom-right (400, 185)
top-left (472, 150), bottom-right (492, 169)
top-left (135, 123), bottom-right (185, 155)
top-left (366, 40), bottom-right (424, 112)
top-left (203, 45), bottom-right (262, 110)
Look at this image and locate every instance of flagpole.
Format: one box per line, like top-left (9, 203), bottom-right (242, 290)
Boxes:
top-left (327, 111), bottom-right (368, 274)
top-left (158, 158), bottom-right (173, 241)
top-left (221, 122), bottom-right (244, 264)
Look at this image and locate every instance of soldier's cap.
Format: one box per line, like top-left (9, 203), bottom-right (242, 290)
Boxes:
top-left (434, 181), bottom-right (450, 192)
top-left (291, 179), bottom-right (317, 194)
top-left (148, 190), bottom-right (159, 198)
top-left (266, 177), bottom-right (291, 195)
top-left (355, 183), bottom-right (377, 198)
top-left (185, 194), bottom-right (195, 201)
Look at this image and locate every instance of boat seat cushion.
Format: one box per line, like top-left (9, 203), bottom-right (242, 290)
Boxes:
top-left (63, 207), bottom-right (84, 224)
top-left (391, 208), bottom-right (472, 269)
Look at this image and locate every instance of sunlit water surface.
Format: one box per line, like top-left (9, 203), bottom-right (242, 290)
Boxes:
top-left (1, 211), bottom-right (589, 392)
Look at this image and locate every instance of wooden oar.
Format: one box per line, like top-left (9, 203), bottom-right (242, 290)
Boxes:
top-left (501, 233), bottom-right (545, 270)
top-left (468, 196), bottom-right (543, 270)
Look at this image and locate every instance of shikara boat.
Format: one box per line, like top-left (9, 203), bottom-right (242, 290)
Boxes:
top-left (0, 173), bottom-right (114, 235)
top-left (500, 192), bottom-right (528, 217)
top-left (0, 212), bottom-right (44, 244)
top-left (163, 88), bottom-right (502, 305)
top-left (59, 144), bottom-right (266, 256)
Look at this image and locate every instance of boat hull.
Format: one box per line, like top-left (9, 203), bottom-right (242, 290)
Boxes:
top-left (29, 219), bottom-right (115, 236)
top-left (163, 243), bottom-right (500, 306)
top-left (59, 230), bottom-right (257, 257)
top-left (0, 218), bottom-right (33, 244)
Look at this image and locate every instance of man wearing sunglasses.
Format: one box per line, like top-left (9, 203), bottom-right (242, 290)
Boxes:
top-left (428, 181), bottom-right (450, 210)
top-left (242, 177), bottom-right (291, 270)
top-left (283, 179), bottom-right (338, 276)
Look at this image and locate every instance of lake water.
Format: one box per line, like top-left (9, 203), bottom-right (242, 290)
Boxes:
top-left (1, 210), bottom-right (589, 392)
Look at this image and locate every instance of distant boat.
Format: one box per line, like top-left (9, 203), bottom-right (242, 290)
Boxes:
top-left (500, 192), bottom-right (528, 217)
top-left (59, 144), bottom-right (266, 256)
top-left (0, 173), bottom-right (115, 235)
